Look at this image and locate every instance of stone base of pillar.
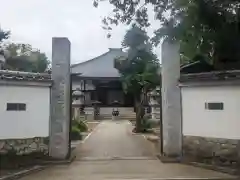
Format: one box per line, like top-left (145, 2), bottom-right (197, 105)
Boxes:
top-left (112, 116), bottom-right (118, 121)
top-left (151, 113), bottom-right (160, 120)
top-left (157, 154), bottom-right (182, 163)
top-left (86, 114), bottom-right (94, 121)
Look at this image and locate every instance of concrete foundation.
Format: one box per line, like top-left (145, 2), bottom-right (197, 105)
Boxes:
top-left (183, 136), bottom-right (238, 165)
top-left (0, 137), bottom-right (48, 155)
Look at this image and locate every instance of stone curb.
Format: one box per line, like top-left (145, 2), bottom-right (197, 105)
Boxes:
top-left (0, 165), bottom-right (47, 180)
top-left (108, 178), bottom-right (237, 180)
top-left (36, 154), bottom-right (76, 165)
top-left (0, 155), bottom-right (76, 180)
top-left (78, 156), bottom-right (157, 161)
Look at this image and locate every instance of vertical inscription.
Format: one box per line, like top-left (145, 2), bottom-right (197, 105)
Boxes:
top-left (49, 38), bottom-right (71, 159)
top-left (161, 39), bottom-right (182, 158)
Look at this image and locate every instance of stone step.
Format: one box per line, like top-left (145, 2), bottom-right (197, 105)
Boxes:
top-left (100, 107), bottom-right (134, 114)
top-left (79, 156), bottom-right (156, 161)
top-left (99, 116), bottom-right (136, 120)
top-left (100, 113), bottom-right (136, 116)
top-left (100, 117), bottom-right (136, 120)
top-left (100, 115), bottom-right (136, 117)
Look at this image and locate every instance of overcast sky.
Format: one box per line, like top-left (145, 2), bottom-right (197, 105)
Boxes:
top-left (0, 0), bottom-right (161, 64)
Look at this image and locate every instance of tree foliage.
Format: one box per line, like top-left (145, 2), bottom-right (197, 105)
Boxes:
top-left (0, 28), bottom-right (10, 43)
top-left (0, 29), bottom-right (49, 72)
top-left (3, 43), bottom-right (49, 72)
top-left (116, 25), bottom-right (159, 94)
top-left (95, 0), bottom-right (240, 68)
top-left (115, 25), bottom-right (160, 132)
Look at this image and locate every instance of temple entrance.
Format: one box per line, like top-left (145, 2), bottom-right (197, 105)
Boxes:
top-left (96, 86), bottom-right (108, 105)
top-left (72, 78), bottom-right (134, 107)
top-left (124, 93), bottom-right (134, 107)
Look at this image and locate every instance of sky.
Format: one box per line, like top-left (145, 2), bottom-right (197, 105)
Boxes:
top-left (0, 0), bottom-right (161, 64)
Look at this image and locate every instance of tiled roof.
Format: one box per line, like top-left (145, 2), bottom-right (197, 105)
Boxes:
top-left (0, 70), bottom-right (52, 82)
top-left (180, 70), bottom-right (240, 82)
top-left (71, 48), bottom-right (127, 78)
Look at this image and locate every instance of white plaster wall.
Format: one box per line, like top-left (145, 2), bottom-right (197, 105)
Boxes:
top-left (0, 85), bottom-right (50, 139)
top-left (181, 85), bottom-right (240, 139)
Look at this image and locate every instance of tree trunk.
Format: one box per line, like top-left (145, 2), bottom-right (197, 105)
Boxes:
top-left (134, 91), bottom-right (145, 133)
top-left (134, 94), bottom-right (142, 132)
top-left (135, 99), bottom-right (142, 132)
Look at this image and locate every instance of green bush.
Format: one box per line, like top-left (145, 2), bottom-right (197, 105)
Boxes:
top-left (78, 120), bottom-right (88, 132)
top-left (72, 118), bottom-right (79, 126)
top-left (140, 117), bottom-right (152, 132)
top-left (72, 118), bottom-right (88, 132)
top-left (70, 125), bottom-right (82, 140)
top-left (148, 119), bottom-right (160, 128)
top-left (70, 118), bottom-right (88, 140)
top-left (72, 125), bottom-right (80, 133)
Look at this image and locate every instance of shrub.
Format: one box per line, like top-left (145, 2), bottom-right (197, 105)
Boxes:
top-left (78, 120), bottom-right (88, 132)
top-left (72, 118), bottom-right (79, 126)
top-left (140, 117), bottom-right (152, 132)
top-left (70, 118), bottom-right (88, 140)
top-left (148, 119), bottom-right (160, 128)
top-left (72, 118), bottom-right (88, 132)
top-left (70, 125), bottom-right (82, 140)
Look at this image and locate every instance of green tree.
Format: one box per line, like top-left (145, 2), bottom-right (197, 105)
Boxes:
top-left (94, 0), bottom-right (240, 69)
top-left (3, 43), bottom-right (49, 72)
top-left (32, 51), bottom-right (50, 73)
top-left (115, 25), bottom-right (160, 132)
top-left (0, 28), bottom-right (10, 43)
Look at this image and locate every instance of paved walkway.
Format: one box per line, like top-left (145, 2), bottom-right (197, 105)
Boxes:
top-left (77, 120), bottom-right (156, 159)
top-left (20, 120), bottom-right (236, 180)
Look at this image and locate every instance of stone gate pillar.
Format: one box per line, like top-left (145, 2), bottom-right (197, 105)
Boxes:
top-left (49, 37), bottom-right (71, 159)
top-left (161, 39), bottom-right (182, 158)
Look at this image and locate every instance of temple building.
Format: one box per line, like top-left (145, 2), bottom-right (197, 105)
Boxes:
top-left (71, 48), bottom-right (134, 108)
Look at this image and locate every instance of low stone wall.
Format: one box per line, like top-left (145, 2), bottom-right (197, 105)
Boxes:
top-left (183, 136), bottom-right (239, 165)
top-left (0, 137), bottom-right (49, 155)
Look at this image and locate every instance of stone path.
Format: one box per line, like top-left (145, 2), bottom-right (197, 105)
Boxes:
top-left (20, 120), bottom-right (236, 180)
top-left (77, 120), bottom-right (156, 159)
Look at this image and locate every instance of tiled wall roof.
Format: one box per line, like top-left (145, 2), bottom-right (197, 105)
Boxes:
top-left (180, 70), bottom-right (240, 83)
top-left (0, 70), bottom-right (52, 82)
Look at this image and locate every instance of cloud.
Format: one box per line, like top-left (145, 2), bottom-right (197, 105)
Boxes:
top-left (0, 0), bottom-right (161, 64)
